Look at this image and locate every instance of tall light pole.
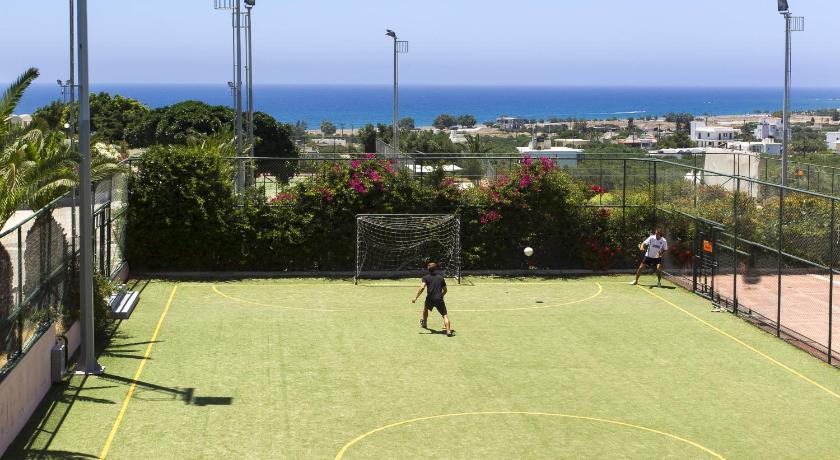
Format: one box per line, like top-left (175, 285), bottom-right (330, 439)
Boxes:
top-left (68, 0), bottom-right (76, 158)
top-left (386, 29), bottom-right (407, 154)
top-left (778, 0), bottom-right (804, 186)
top-left (215, 0), bottom-right (245, 190)
top-left (245, 0), bottom-right (255, 158)
top-left (75, 0), bottom-right (102, 375)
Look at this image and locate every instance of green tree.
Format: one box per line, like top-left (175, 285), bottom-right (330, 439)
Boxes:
top-left (253, 112), bottom-right (298, 181)
top-left (398, 117), bottom-right (415, 130)
top-left (125, 101), bottom-right (232, 147)
top-left (656, 131), bottom-right (695, 149)
top-left (432, 114), bottom-right (457, 130)
top-left (90, 92), bottom-right (149, 142)
top-left (32, 101), bottom-right (68, 131)
top-left (2, 69), bottom-right (125, 227)
top-left (739, 122), bottom-right (758, 141)
top-left (457, 114), bottom-right (477, 128)
top-left (460, 134), bottom-right (490, 154)
top-left (357, 124), bottom-right (378, 153)
top-left (292, 120), bottom-right (308, 140)
top-left (320, 121), bottom-right (337, 137)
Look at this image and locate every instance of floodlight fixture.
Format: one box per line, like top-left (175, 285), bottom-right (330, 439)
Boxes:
top-left (777, 0), bottom-right (789, 12)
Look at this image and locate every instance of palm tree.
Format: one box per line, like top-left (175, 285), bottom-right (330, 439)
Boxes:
top-left (0, 67), bottom-right (39, 142)
top-left (1, 68), bottom-right (125, 228)
top-left (460, 134), bottom-right (491, 154)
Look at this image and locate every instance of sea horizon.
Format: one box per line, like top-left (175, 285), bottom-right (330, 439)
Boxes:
top-left (14, 83), bottom-right (840, 127)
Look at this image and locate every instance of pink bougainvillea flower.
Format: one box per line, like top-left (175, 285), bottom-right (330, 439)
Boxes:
top-left (388, 158), bottom-right (396, 164)
top-left (518, 175), bottom-right (532, 189)
top-left (365, 153), bottom-right (377, 159)
top-left (270, 192), bottom-right (296, 203)
top-left (539, 157), bottom-right (556, 170)
top-left (369, 170), bottom-right (382, 182)
top-left (522, 155), bottom-right (533, 167)
top-left (479, 210), bottom-right (502, 225)
top-left (351, 160), bottom-right (360, 169)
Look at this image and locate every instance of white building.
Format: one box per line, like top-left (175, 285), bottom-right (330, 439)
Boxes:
top-left (496, 116), bottom-right (527, 131)
top-left (8, 114), bottom-right (32, 128)
top-left (753, 118), bottom-right (783, 140)
top-left (690, 120), bottom-right (738, 148)
top-left (726, 140), bottom-right (783, 155)
top-left (827, 132), bottom-right (840, 153)
top-left (516, 136), bottom-right (582, 167)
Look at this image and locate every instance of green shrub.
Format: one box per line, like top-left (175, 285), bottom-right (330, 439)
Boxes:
top-left (127, 144), bottom-right (239, 270)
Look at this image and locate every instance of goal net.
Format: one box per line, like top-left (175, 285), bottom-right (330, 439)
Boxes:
top-left (355, 214), bottom-right (461, 283)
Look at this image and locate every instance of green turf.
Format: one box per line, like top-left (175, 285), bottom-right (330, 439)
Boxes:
top-left (8, 276), bottom-right (840, 459)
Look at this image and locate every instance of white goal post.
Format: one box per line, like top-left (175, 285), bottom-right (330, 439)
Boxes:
top-left (355, 214), bottom-right (461, 284)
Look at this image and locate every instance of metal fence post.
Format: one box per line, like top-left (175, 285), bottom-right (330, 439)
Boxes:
top-left (653, 161), bottom-right (658, 225)
top-left (16, 228), bottom-right (23, 355)
top-left (733, 177), bottom-right (739, 312)
top-left (622, 159), bottom-right (627, 239)
top-left (830, 200), bottom-right (836, 364)
top-left (777, 186), bottom-right (784, 337)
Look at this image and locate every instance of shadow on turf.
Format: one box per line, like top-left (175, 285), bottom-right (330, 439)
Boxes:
top-left (422, 328), bottom-right (456, 336)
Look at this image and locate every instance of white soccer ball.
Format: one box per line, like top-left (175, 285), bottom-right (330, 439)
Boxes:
top-left (524, 247), bottom-right (534, 257)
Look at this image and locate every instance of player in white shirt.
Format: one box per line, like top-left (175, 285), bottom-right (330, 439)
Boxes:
top-left (630, 228), bottom-right (668, 287)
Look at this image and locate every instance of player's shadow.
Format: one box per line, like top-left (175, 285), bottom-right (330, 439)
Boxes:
top-left (646, 285), bottom-right (677, 290)
top-left (421, 328), bottom-right (456, 336)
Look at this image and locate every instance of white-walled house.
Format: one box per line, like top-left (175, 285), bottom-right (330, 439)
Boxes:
top-left (827, 132), bottom-right (840, 153)
top-left (753, 118), bottom-right (783, 140)
top-left (8, 114), bottom-right (32, 128)
top-left (726, 140), bottom-right (782, 155)
top-left (690, 120), bottom-right (738, 148)
top-left (496, 116), bottom-right (527, 131)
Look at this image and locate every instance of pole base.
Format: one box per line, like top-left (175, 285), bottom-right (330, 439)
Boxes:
top-left (74, 361), bottom-right (105, 375)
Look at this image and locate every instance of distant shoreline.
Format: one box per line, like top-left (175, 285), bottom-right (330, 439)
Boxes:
top-left (15, 84), bottom-right (840, 128)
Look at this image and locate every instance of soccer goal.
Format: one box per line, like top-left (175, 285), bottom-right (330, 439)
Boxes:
top-left (355, 214), bottom-right (461, 284)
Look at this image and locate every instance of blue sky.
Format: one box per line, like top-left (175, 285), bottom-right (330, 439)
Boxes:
top-left (3, 0), bottom-right (839, 86)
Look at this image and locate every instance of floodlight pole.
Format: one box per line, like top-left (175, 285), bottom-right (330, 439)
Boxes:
top-left (75, 0), bottom-right (102, 375)
top-left (69, 0), bottom-right (76, 158)
top-left (386, 30), bottom-right (407, 154)
top-left (245, 1), bottom-right (255, 157)
top-left (779, 7), bottom-right (803, 187)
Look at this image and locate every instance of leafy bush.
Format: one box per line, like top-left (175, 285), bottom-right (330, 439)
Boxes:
top-left (127, 144), bottom-right (239, 270)
top-left (66, 264), bottom-right (115, 339)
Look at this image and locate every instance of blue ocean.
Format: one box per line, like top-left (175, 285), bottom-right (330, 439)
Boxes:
top-left (16, 84), bottom-right (840, 127)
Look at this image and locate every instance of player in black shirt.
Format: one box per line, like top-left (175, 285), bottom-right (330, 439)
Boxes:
top-left (412, 262), bottom-right (453, 337)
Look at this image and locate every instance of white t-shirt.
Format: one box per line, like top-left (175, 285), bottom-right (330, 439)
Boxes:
top-left (644, 235), bottom-right (668, 259)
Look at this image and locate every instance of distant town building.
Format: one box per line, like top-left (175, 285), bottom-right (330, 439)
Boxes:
top-left (827, 132), bottom-right (840, 153)
top-left (753, 118), bottom-right (783, 140)
top-left (690, 120), bottom-right (738, 148)
top-left (496, 116), bottom-right (527, 131)
top-left (553, 138), bottom-right (590, 148)
top-left (9, 114), bottom-right (32, 128)
top-left (617, 136), bottom-right (657, 149)
top-left (726, 140), bottom-right (782, 155)
top-left (516, 136), bottom-right (582, 167)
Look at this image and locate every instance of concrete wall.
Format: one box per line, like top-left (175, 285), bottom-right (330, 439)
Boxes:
top-left (0, 326), bottom-right (56, 456)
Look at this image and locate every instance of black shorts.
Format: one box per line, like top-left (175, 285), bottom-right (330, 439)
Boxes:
top-left (643, 257), bottom-right (662, 267)
top-left (424, 298), bottom-right (447, 315)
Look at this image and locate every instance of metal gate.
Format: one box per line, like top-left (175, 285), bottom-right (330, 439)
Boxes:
top-left (692, 220), bottom-right (722, 303)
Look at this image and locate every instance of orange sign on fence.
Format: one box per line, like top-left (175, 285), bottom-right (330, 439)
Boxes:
top-left (703, 240), bottom-right (713, 253)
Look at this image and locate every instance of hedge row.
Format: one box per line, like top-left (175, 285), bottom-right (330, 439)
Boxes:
top-left (127, 148), bottom-right (654, 272)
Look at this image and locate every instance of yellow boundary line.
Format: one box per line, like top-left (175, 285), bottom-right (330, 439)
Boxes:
top-left (98, 285), bottom-right (178, 460)
top-left (334, 411), bottom-right (725, 459)
top-left (211, 282), bottom-right (602, 313)
top-left (637, 286), bottom-right (840, 401)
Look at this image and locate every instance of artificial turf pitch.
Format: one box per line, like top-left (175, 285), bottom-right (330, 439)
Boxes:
top-left (7, 276), bottom-right (840, 459)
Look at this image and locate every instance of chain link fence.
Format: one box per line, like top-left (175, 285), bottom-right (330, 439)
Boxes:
top-left (0, 172), bottom-right (128, 374)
